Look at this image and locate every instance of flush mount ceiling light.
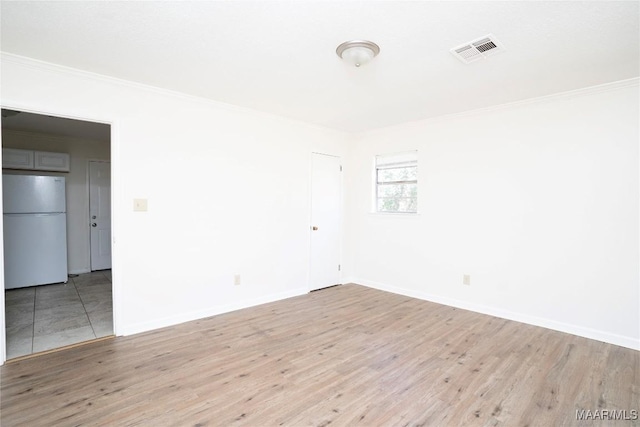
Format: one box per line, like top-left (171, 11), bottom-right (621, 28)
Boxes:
top-left (336, 40), bottom-right (380, 67)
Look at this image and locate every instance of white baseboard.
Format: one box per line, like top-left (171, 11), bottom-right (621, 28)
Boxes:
top-left (354, 278), bottom-right (639, 351)
top-left (120, 287), bottom-right (308, 336)
top-left (68, 268), bottom-right (91, 275)
top-left (340, 276), bottom-right (358, 285)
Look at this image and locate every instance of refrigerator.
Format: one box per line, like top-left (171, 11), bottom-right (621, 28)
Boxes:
top-left (3, 174), bottom-right (68, 289)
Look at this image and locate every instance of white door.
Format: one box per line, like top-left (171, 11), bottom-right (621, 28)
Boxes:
top-left (89, 161), bottom-right (111, 271)
top-left (309, 153), bottom-right (341, 291)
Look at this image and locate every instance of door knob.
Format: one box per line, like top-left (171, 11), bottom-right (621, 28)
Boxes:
top-left (91, 223), bottom-right (97, 227)
top-left (312, 226), bottom-right (318, 231)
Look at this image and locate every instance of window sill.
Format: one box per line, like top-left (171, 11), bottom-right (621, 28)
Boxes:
top-left (368, 212), bottom-right (421, 218)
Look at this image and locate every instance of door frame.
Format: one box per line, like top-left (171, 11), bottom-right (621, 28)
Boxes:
top-left (308, 152), bottom-right (343, 292)
top-left (0, 104), bottom-right (120, 365)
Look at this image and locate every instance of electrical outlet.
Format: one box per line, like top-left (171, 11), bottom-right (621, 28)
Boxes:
top-left (463, 274), bottom-right (471, 286)
top-left (234, 274), bottom-right (241, 286)
top-left (133, 198), bottom-right (148, 212)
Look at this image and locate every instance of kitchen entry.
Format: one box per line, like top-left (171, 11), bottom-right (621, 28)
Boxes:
top-left (2, 109), bottom-right (113, 360)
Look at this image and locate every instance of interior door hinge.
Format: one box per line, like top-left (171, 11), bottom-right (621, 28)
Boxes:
top-left (340, 165), bottom-right (343, 172)
top-left (338, 264), bottom-right (341, 271)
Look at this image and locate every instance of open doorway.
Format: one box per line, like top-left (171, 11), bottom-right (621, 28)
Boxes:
top-left (1, 109), bottom-right (113, 359)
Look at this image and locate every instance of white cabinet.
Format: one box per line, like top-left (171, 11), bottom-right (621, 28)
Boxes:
top-left (34, 151), bottom-right (70, 172)
top-left (2, 148), bottom-right (34, 170)
top-left (3, 148), bottom-right (70, 172)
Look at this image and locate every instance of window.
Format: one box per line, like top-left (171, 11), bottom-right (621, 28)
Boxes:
top-left (375, 151), bottom-right (417, 213)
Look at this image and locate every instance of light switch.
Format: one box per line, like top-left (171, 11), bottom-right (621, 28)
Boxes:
top-left (133, 198), bottom-right (148, 212)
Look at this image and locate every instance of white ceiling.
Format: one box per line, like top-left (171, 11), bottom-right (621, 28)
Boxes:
top-left (1, 1), bottom-right (638, 133)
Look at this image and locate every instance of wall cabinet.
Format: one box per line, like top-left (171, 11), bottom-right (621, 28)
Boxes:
top-left (3, 148), bottom-right (70, 172)
top-left (2, 148), bottom-right (34, 170)
top-left (34, 151), bottom-right (70, 172)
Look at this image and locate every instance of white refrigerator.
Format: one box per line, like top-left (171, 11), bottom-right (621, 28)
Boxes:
top-left (3, 174), bottom-right (68, 289)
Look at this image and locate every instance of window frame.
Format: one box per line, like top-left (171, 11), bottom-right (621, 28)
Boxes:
top-left (374, 151), bottom-right (418, 214)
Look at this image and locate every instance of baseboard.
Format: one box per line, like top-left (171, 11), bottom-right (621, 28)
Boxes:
top-left (120, 287), bottom-right (308, 336)
top-left (340, 276), bottom-right (358, 285)
top-left (354, 278), bottom-right (639, 351)
top-left (68, 269), bottom-right (91, 275)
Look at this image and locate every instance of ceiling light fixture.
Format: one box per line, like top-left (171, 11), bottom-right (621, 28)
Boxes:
top-left (336, 40), bottom-right (380, 67)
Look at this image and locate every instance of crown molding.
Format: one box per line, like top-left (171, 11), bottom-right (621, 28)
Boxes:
top-left (0, 52), bottom-right (347, 137)
top-left (358, 76), bottom-right (639, 136)
top-left (3, 52), bottom-right (637, 137)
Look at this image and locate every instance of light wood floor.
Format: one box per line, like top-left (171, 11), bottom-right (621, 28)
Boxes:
top-left (1, 284), bottom-right (638, 426)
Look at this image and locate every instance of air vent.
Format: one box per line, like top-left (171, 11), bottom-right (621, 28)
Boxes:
top-left (451, 34), bottom-right (504, 64)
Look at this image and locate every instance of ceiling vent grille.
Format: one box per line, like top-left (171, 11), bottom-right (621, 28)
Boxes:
top-left (451, 34), bottom-right (504, 64)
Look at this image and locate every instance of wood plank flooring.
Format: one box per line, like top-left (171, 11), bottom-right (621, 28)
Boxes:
top-left (1, 284), bottom-right (638, 426)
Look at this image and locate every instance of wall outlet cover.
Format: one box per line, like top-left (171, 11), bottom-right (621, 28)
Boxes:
top-left (133, 198), bottom-right (148, 212)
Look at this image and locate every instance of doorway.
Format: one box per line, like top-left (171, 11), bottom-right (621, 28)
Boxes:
top-left (309, 153), bottom-right (342, 291)
top-left (1, 109), bottom-right (113, 360)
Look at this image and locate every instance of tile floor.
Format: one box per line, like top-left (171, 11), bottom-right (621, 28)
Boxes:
top-left (4, 270), bottom-right (113, 359)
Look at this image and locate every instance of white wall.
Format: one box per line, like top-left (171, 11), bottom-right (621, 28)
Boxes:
top-left (0, 54), bottom-right (350, 364)
top-left (2, 130), bottom-right (110, 274)
top-left (1, 53), bottom-right (636, 365)
top-left (345, 79), bottom-right (639, 350)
